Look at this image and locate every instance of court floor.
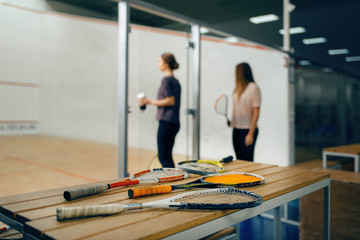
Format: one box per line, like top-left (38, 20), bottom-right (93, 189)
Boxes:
top-left (0, 135), bottom-right (187, 198)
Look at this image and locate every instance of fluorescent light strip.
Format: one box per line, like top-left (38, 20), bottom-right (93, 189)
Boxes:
top-left (345, 56), bottom-right (360, 62)
top-left (302, 37), bottom-right (327, 45)
top-left (279, 27), bottom-right (306, 35)
top-left (200, 27), bottom-right (209, 34)
top-left (224, 37), bottom-right (239, 43)
top-left (328, 49), bottom-right (349, 55)
top-left (250, 14), bottom-right (279, 24)
top-left (299, 60), bottom-right (311, 66)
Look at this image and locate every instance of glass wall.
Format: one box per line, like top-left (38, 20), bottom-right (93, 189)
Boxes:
top-left (0, 2), bottom-right (120, 196)
top-left (127, 25), bottom-right (191, 171)
top-left (295, 67), bottom-right (360, 163)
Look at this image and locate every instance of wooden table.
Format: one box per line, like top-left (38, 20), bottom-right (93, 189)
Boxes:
top-left (323, 143), bottom-right (360, 173)
top-left (0, 161), bottom-right (330, 240)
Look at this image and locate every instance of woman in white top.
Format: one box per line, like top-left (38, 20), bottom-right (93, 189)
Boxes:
top-left (231, 62), bottom-right (261, 161)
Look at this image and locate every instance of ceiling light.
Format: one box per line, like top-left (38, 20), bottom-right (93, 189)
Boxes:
top-left (302, 37), bottom-right (327, 45)
top-left (279, 27), bottom-right (306, 35)
top-left (328, 49), bottom-right (349, 55)
top-left (200, 27), bottom-right (209, 34)
top-left (299, 60), bottom-right (311, 66)
top-left (345, 56), bottom-right (360, 62)
top-left (224, 37), bottom-right (239, 43)
top-left (249, 14), bottom-right (279, 24)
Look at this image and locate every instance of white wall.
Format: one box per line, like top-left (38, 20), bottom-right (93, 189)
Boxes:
top-left (200, 40), bottom-right (289, 165)
top-left (0, 2), bottom-right (40, 134)
top-left (0, 2), bottom-right (290, 166)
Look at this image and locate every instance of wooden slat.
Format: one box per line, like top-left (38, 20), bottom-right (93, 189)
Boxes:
top-left (7, 162), bottom-right (275, 223)
top-left (323, 143), bottom-right (360, 154)
top-left (52, 171), bottom-right (329, 240)
top-left (18, 164), bottom-right (274, 225)
top-left (0, 179), bottom-right (121, 206)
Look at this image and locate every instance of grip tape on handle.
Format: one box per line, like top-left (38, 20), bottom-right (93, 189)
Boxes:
top-left (63, 184), bottom-right (110, 201)
top-left (221, 156), bottom-right (233, 163)
top-left (128, 185), bottom-right (172, 198)
top-left (57, 204), bottom-right (123, 221)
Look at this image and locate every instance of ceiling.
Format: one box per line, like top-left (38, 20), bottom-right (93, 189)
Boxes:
top-left (50, 0), bottom-right (360, 78)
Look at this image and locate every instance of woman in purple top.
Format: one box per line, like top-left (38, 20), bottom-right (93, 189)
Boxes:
top-left (138, 53), bottom-right (181, 168)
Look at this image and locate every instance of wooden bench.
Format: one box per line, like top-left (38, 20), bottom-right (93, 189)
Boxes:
top-left (0, 161), bottom-right (331, 240)
top-left (294, 159), bottom-right (341, 170)
top-left (300, 169), bottom-right (360, 240)
top-left (323, 143), bottom-right (360, 172)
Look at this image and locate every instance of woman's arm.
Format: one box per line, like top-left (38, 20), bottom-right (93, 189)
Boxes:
top-left (245, 106), bottom-right (260, 146)
top-left (138, 96), bottom-right (175, 107)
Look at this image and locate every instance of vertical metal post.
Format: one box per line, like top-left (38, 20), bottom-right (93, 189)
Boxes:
top-left (283, 0), bottom-right (295, 166)
top-left (323, 184), bottom-right (330, 240)
top-left (118, 1), bottom-right (130, 178)
top-left (288, 50), bottom-right (295, 166)
top-left (274, 206), bottom-right (281, 240)
top-left (283, 0), bottom-right (290, 52)
top-left (191, 24), bottom-right (201, 160)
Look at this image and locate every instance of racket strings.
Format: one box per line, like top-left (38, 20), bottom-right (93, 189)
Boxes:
top-left (174, 192), bottom-right (257, 204)
top-left (137, 169), bottom-right (185, 180)
top-left (203, 173), bottom-right (262, 184)
top-left (179, 162), bottom-right (222, 172)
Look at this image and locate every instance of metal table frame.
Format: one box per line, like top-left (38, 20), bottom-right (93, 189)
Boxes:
top-left (163, 178), bottom-right (331, 240)
top-left (323, 150), bottom-right (360, 173)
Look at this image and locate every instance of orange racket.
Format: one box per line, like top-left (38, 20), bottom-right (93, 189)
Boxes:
top-left (128, 172), bottom-right (265, 198)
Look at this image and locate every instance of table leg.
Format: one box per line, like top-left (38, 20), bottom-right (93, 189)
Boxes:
top-left (322, 151), bottom-right (327, 169)
top-left (323, 184), bottom-right (330, 240)
top-left (274, 206), bottom-right (281, 240)
top-left (355, 154), bottom-right (359, 173)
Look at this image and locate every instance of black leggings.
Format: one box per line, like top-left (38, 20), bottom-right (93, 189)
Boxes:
top-left (157, 120), bottom-right (180, 168)
top-left (232, 128), bottom-right (258, 162)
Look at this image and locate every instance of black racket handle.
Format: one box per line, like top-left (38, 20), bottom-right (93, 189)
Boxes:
top-left (63, 184), bottom-right (110, 201)
top-left (227, 119), bottom-right (231, 127)
top-left (221, 156), bottom-right (233, 163)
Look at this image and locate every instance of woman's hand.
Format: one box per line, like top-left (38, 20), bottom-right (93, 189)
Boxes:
top-left (138, 97), bottom-right (150, 106)
top-left (245, 133), bottom-right (254, 146)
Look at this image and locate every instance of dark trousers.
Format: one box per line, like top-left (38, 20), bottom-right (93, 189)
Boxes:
top-left (157, 120), bottom-right (180, 168)
top-left (232, 128), bottom-right (259, 162)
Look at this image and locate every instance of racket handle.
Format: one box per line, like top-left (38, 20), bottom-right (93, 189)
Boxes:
top-left (128, 185), bottom-right (172, 198)
top-left (57, 204), bottom-right (123, 221)
top-left (63, 184), bottom-right (110, 201)
top-left (221, 156), bottom-right (233, 163)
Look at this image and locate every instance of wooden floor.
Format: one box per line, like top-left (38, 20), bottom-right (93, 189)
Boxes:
top-left (0, 135), bottom-right (187, 198)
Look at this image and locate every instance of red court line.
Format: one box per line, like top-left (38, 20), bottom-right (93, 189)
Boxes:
top-left (0, 120), bottom-right (38, 124)
top-left (0, 81), bottom-right (38, 88)
top-left (5, 155), bottom-right (98, 183)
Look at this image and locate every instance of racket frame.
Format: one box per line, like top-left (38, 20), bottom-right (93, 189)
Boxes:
top-left (177, 160), bottom-right (224, 175)
top-left (128, 171), bottom-right (265, 198)
top-left (176, 156), bottom-right (233, 175)
top-left (63, 168), bottom-right (189, 201)
top-left (57, 188), bottom-right (262, 221)
top-left (214, 94), bottom-right (230, 125)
